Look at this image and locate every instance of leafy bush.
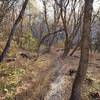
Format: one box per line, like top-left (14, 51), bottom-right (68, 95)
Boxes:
top-left (19, 31), bottom-right (38, 52)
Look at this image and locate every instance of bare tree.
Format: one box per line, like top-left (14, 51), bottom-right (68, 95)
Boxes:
top-left (0, 0), bottom-right (29, 62)
top-left (37, 0), bottom-right (61, 53)
top-left (70, 0), bottom-right (94, 100)
top-left (55, 0), bottom-right (84, 58)
top-left (69, 6), bottom-right (100, 56)
top-left (0, 0), bottom-right (17, 24)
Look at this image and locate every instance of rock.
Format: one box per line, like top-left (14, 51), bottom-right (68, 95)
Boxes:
top-left (69, 69), bottom-right (77, 76)
top-left (19, 51), bottom-right (35, 59)
top-left (90, 92), bottom-right (100, 100)
top-left (85, 78), bottom-right (93, 85)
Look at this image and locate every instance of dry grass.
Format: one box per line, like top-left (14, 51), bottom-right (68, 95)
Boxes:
top-left (0, 45), bottom-right (100, 100)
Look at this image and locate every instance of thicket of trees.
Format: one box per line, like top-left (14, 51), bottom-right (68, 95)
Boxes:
top-left (0, 0), bottom-right (100, 99)
top-left (0, 0), bottom-right (29, 62)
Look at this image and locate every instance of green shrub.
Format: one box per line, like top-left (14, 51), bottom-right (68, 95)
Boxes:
top-left (19, 31), bottom-right (38, 52)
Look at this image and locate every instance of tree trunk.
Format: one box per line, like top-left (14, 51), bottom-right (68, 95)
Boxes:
top-left (0, 0), bottom-right (29, 62)
top-left (63, 33), bottom-right (70, 58)
top-left (70, 0), bottom-right (94, 100)
top-left (70, 41), bottom-right (80, 56)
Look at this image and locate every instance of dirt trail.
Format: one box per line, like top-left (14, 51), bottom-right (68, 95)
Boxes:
top-left (44, 56), bottom-right (78, 100)
top-left (44, 74), bottom-right (71, 100)
top-left (14, 51), bottom-right (68, 100)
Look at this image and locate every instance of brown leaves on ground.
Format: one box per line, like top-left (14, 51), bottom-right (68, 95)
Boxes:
top-left (0, 48), bottom-right (100, 100)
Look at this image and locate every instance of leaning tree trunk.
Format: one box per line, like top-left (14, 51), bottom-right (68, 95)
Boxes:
top-left (0, 0), bottom-right (29, 62)
top-left (70, 0), bottom-right (94, 100)
top-left (70, 41), bottom-right (80, 56)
